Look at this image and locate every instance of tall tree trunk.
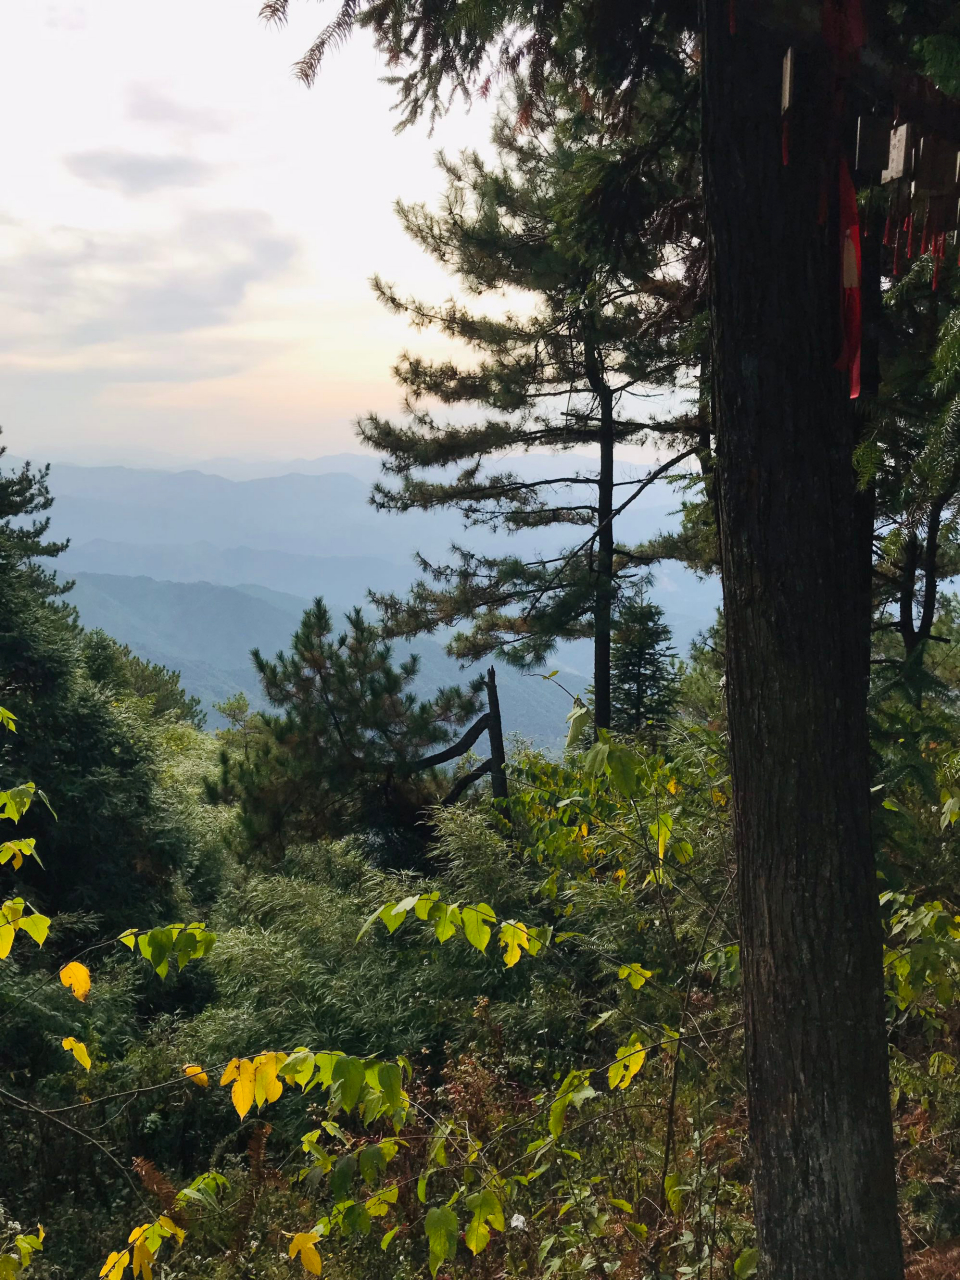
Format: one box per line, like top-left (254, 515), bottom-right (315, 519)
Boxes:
top-left (700, 10), bottom-right (902, 1279)
top-left (594, 380), bottom-right (615, 732)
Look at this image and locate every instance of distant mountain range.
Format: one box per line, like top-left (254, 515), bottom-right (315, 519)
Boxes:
top-left (67, 572), bottom-right (584, 746)
top-left (12, 451), bottom-right (721, 740)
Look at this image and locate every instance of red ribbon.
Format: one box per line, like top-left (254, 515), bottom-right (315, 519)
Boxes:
top-left (836, 159), bottom-right (862, 399)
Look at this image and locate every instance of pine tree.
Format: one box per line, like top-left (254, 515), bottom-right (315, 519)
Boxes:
top-left (359, 87), bottom-right (704, 731)
top-left (82, 630), bottom-right (206, 727)
top-left (216, 599), bottom-right (489, 861)
top-left (609, 591), bottom-right (677, 740)
top-left (262, 3), bottom-right (960, 1274)
top-left (0, 447), bottom-right (207, 926)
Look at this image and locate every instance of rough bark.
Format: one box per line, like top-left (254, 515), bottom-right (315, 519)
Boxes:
top-left (700, 9), bottom-right (902, 1279)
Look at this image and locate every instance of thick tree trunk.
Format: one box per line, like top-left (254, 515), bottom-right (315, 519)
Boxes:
top-left (594, 383), bottom-right (615, 732)
top-left (701, 10), bottom-right (902, 1279)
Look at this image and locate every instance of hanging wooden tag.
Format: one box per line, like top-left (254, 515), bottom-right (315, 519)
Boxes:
top-left (914, 135), bottom-right (959, 195)
top-left (855, 116), bottom-right (896, 176)
top-left (882, 123), bottom-right (914, 184)
top-left (928, 193), bottom-right (959, 235)
top-left (855, 115), bottom-right (892, 175)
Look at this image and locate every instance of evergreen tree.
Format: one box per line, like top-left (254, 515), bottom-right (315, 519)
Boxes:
top-left (609, 591), bottom-right (677, 739)
top-left (359, 88), bottom-right (703, 731)
top-left (215, 599), bottom-right (487, 862)
top-left (0, 447), bottom-right (211, 927)
top-left (82, 630), bottom-right (206, 727)
top-left (262, 4), bottom-right (960, 1273)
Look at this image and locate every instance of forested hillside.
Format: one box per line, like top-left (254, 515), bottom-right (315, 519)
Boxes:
top-left (30, 454), bottom-right (718, 729)
top-left (6, 5), bottom-right (960, 1280)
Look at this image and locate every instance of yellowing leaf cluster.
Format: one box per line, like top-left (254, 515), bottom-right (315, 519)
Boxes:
top-left (100, 1218), bottom-right (184, 1280)
top-left (118, 922), bottom-right (215, 979)
top-left (360, 893), bottom-right (551, 968)
top-left (219, 1050), bottom-right (409, 1125)
top-left (0, 898), bottom-right (50, 959)
top-left (0, 1224), bottom-right (43, 1280)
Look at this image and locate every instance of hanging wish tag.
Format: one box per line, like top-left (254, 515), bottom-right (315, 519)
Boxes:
top-left (882, 123), bottom-right (914, 184)
top-left (855, 116), bottom-right (892, 176)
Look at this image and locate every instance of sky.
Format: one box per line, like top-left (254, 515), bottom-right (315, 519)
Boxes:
top-left (0, 0), bottom-right (502, 465)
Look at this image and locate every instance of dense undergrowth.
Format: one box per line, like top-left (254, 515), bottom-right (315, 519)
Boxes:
top-left (5, 604), bottom-right (960, 1280)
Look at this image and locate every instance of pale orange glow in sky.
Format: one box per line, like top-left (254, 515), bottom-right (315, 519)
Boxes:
top-left (0, 0), bottom-right (500, 464)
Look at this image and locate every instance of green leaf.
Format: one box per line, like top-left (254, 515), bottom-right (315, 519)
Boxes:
top-left (18, 912), bottom-right (50, 947)
top-left (378, 903), bottom-right (407, 934)
top-left (341, 1203), bottom-right (372, 1237)
top-left (359, 1145), bottom-right (387, 1185)
top-left (428, 900), bottom-right (461, 943)
top-left (617, 963), bottom-right (652, 990)
top-left (549, 1069), bottom-right (594, 1139)
top-left (281, 1050), bottom-right (316, 1088)
top-left (462, 903), bottom-right (496, 952)
top-left (664, 1171), bottom-right (686, 1216)
top-left (734, 1248), bottom-right (759, 1278)
top-left (330, 1155), bottom-right (358, 1200)
top-left (376, 1062), bottom-right (403, 1111)
top-left (414, 892), bottom-right (440, 919)
top-left (424, 1206), bottom-right (458, 1277)
top-left (465, 1187), bottom-right (504, 1254)
top-left (565, 702), bottom-right (592, 749)
top-left (582, 742), bottom-right (609, 776)
top-left (606, 746), bottom-right (638, 797)
top-left (332, 1056), bottom-right (366, 1113)
top-left (380, 1226), bottom-right (399, 1252)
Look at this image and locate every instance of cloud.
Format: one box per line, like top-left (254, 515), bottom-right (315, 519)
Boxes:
top-left (126, 85), bottom-right (229, 135)
top-left (64, 148), bottom-right (215, 195)
top-left (0, 209), bottom-right (298, 349)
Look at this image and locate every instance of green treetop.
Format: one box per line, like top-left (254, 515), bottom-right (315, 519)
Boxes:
top-left (609, 589), bottom-right (678, 740)
top-left (360, 88), bottom-right (703, 731)
top-left (213, 599), bottom-right (486, 863)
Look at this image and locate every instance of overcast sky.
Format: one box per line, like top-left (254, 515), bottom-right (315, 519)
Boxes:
top-left (0, 0), bottom-right (499, 465)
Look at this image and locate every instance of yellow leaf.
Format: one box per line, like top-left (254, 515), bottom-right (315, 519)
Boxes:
top-left (667, 777), bottom-right (678, 795)
top-left (499, 920), bottom-right (531, 968)
top-left (608, 1039), bottom-right (646, 1090)
top-left (618, 963), bottom-right (653, 991)
top-left (222, 1057), bottom-right (256, 1118)
top-left (131, 1239), bottom-right (153, 1280)
top-left (100, 1250), bottom-right (130, 1280)
top-left (60, 961), bottom-right (91, 1002)
top-left (0, 920), bottom-right (14, 959)
top-left (157, 1216), bottom-right (185, 1245)
top-left (62, 1037), bottom-right (91, 1071)
top-left (290, 1232), bottom-right (323, 1275)
top-left (253, 1051), bottom-right (286, 1109)
top-left (182, 1064), bottom-right (208, 1087)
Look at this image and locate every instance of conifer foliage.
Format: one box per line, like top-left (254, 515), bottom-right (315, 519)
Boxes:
top-left (359, 91), bottom-right (702, 730)
top-left (214, 599), bottom-right (485, 859)
top-left (609, 591), bottom-right (677, 740)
